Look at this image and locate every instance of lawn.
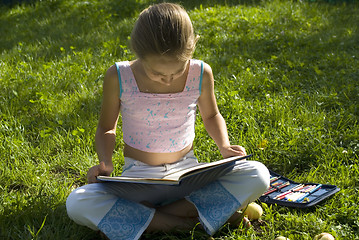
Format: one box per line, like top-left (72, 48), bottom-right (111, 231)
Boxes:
top-left (0, 0), bottom-right (358, 239)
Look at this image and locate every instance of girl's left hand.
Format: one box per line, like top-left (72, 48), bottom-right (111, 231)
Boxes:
top-left (220, 145), bottom-right (247, 158)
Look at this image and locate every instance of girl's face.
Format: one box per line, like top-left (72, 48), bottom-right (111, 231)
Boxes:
top-left (141, 55), bottom-right (189, 86)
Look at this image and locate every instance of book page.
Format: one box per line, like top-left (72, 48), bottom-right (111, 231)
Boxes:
top-left (162, 154), bottom-right (249, 181)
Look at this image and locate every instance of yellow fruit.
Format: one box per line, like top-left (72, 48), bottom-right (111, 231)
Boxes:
top-left (314, 233), bottom-right (335, 240)
top-left (274, 236), bottom-right (290, 240)
top-left (243, 202), bottom-right (263, 220)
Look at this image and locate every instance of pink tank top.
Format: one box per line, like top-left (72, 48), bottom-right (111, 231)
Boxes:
top-left (115, 59), bottom-right (204, 153)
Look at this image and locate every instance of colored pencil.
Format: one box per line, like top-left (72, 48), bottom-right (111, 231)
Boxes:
top-left (263, 181), bottom-right (290, 195)
top-left (270, 176), bottom-right (280, 183)
top-left (285, 192), bottom-right (304, 201)
top-left (295, 184), bottom-right (322, 202)
top-left (273, 184), bottom-right (304, 199)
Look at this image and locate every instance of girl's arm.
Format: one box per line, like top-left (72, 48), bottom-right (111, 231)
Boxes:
top-left (197, 63), bottom-right (246, 158)
top-left (87, 65), bottom-right (121, 183)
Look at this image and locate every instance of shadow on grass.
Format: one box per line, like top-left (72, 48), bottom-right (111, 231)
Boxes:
top-left (0, 0), bottom-right (263, 60)
top-left (1, 0), bottom-right (358, 65)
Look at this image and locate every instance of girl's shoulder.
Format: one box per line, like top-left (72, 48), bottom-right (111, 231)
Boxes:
top-left (105, 64), bottom-right (119, 80)
top-left (109, 60), bottom-right (134, 83)
top-left (192, 59), bottom-right (212, 72)
top-left (196, 60), bottom-right (214, 81)
top-left (102, 63), bottom-right (122, 93)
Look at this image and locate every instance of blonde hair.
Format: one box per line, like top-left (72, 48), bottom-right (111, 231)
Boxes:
top-left (130, 3), bottom-right (199, 61)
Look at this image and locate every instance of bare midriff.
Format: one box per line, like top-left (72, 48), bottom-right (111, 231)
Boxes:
top-left (123, 143), bottom-right (193, 165)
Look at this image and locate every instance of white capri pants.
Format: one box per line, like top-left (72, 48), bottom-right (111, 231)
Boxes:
top-left (66, 151), bottom-right (269, 240)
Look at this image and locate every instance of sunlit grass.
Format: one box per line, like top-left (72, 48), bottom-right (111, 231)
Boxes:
top-left (0, 0), bottom-right (358, 239)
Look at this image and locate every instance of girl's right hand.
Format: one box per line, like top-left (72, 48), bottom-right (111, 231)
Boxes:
top-left (87, 161), bottom-right (114, 184)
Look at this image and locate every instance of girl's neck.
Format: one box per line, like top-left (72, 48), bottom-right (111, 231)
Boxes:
top-left (130, 59), bottom-right (190, 94)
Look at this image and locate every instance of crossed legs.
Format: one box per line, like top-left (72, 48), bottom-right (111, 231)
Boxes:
top-left (146, 198), bottom-right (248, 232)
top-left (67, 160), bottom-right (269, 239)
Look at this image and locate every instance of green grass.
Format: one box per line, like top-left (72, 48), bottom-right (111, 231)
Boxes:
top-left (0, 0), bottom-right (358, 239)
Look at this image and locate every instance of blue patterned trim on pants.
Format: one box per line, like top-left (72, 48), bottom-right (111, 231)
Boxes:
top-left (187, 181), bottom-right (241, 235)
top-left (97, 198), bottom-right (155, 240)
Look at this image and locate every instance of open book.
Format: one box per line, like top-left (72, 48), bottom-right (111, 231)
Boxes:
top-left (97, 154), bottom-right (251, 185)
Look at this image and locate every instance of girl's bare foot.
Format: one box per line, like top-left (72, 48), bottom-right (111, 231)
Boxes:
top-left (227, 211), bottom-right (251, 228)
top-left (98, 231), bottom-right (110, 240)
top-left (146, 211), bottom-right (199, 232)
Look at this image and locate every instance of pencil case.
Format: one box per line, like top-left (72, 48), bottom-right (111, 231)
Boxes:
top-left (259, 170), bottom-right (340, 208)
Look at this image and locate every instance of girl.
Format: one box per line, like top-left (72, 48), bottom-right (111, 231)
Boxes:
top-left (66, 3), bottom-right (269, 240)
